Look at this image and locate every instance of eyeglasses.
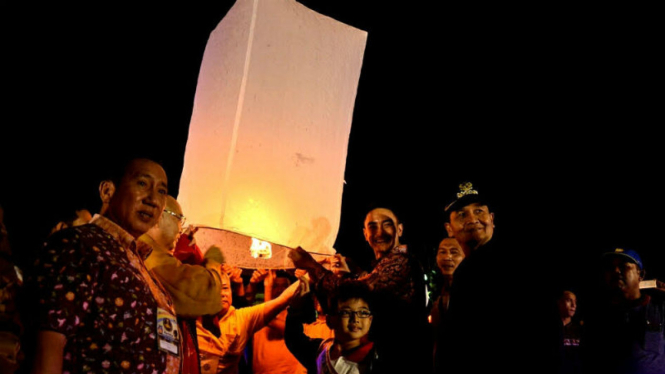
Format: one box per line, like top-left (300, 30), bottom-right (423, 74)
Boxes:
top-left (164, 209), bottom-right (186, 226)
top-left (337, 309), bottom-right (372, 319)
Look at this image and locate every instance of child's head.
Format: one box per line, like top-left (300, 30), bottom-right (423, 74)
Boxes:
top-left (326, 281), bottom-right (374, 345)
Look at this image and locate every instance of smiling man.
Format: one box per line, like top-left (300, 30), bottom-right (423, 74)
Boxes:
top-left (436, 237), bottom-right (465, 277)
top-left (441, 182), bottom-right (505, 373)
top-left (289, 206), bottom-right (430, 374)
top-left (443, 182), bottom-right (495, 257)
top-left (362, 207), bottom-right (404, 259)
top-left (431, 237), bottom-right (465, 372)
top-left (28, 158), bottom-right (182, 374)
top-left (440, 182), bottom-right (560, 374)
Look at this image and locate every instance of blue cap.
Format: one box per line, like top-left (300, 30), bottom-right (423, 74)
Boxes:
top-left (602, 248), bottom-right (643, 271)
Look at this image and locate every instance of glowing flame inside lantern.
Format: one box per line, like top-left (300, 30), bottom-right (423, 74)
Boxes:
top-left (250, 238), bottom-right (272, 259)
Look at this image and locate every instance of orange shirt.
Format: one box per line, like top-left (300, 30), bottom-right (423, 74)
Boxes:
top-left (197, 304), bottom-right (266, 374)
top-left (303, 317), bottom-right (334, 340)
top-left (252, 309), bottom-right (305, 374)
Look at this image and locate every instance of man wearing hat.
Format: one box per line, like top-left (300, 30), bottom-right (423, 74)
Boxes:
top-left (439, 182), bottom-right (560, 374)
top-left (443, 182), bottom-right (495, 257)
top-left (583, 248), bottom-right (665, 374)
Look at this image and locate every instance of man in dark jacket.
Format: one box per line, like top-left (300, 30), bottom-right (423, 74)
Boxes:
top-left (583, 248), bottom-right (665, 374)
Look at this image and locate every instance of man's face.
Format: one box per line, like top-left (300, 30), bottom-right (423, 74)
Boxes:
top-left (445, 203), bottom-right (494, 250)
top-left (331, 298), bottom-right (373, 344)
top-left (107, 159), bottom-right (168, 238)
top-left (161, 197), bottom-right (184, 249)
top-left (363, 208), bottom-right (403, 257)
top-left (436, 238), bottom-right (465, 276)
top-left (557, 291), bottom-right (577, 319)
top-left (602, 257), bottom-right (642, 300)
top-left (219, 274), bottom-right (233, 316)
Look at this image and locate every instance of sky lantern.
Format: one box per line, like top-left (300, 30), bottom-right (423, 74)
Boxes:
top-left (177, 0), bottom-right (368, 269)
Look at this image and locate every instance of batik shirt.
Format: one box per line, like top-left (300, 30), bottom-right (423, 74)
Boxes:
top-left (310, 246), bottom-right (423, 306)
top-left (31, 215), bottom-right (181, 373)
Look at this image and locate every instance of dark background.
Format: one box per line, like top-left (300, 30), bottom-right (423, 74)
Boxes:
top-left (3, 3), bottom-right (663, 309)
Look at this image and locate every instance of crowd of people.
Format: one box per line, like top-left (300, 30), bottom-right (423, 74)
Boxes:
top-left (0, 158), bottom-right (663, 374)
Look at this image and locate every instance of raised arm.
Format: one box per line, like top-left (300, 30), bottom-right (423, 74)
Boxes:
top-left (244, 268), bottom-right (269, 304)
top-left (223, 263), bottom-right (246, 301)
top-left (262, 279), bottom-right (301, 325)
top-left (291, 246), bottom-right (417, 306)
top-left (284, 278), bottom-right (323, 373)
top-left (289, 247), bottom-right (330, 284)
top-left (146, 245), bottom-right (224, 317)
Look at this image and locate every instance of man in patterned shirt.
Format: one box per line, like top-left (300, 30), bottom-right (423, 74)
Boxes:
top-left (28, 158), bottom-right (182, 374)
top-left (289, 206), bottom-right (430, 374)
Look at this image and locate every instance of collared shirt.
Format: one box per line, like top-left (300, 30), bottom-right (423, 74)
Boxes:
top-left (30, 215), bottom-right (181, 373)
top-left (316, 339), bottom-right (374, 374)
top-left (91, 214), bottom-right (153, 260)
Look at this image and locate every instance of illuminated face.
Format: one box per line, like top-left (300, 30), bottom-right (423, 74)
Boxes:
top-left (106, 159), bottom-right (169, 238)
top-left (161, 196), bottom-right (184, 249)
top-left (363, 208), bottom-right (403, 258)
top-left (445, 203), bottom-right (494, 250)
top-left (332, 298), bottom-right (373, 345)
top-left (602, 257), bottom-right (642, 300)
top-left (557, 291), bottom-right (577, 319)
top-left (436, 238), bottom-right (465, 276)
top-left (219, 273), bottom-right (233, 316)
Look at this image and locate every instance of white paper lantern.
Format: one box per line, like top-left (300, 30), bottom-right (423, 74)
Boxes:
top-left (178, 0), bottom-right (367, 268)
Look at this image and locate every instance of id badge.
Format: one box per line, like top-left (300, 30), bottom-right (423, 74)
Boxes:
top-left (157, 307), bottom-right (181, 356)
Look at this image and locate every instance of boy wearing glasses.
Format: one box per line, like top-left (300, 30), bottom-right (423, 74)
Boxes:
top-left (289, 206), bottom-right (429, 374)
top-left (285, 280), bottom-right (378, 374)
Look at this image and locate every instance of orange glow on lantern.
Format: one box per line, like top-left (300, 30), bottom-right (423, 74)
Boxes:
top-left (177, 0), bottom-right (367, 268)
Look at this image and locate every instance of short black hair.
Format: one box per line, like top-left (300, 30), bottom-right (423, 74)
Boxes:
top-left (327, 281), bottom-right (373, 314)
top-left (104, 156), bottom-right (166, 187)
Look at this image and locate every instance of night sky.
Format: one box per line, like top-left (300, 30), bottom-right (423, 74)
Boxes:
top-left (3, 3), bottom-right (663, 308)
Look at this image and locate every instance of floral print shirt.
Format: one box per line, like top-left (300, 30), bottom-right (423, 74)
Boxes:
top-left (30, 215), bottom-right (181, 374)
top-left (310, 245), bottom-right (422, 305)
